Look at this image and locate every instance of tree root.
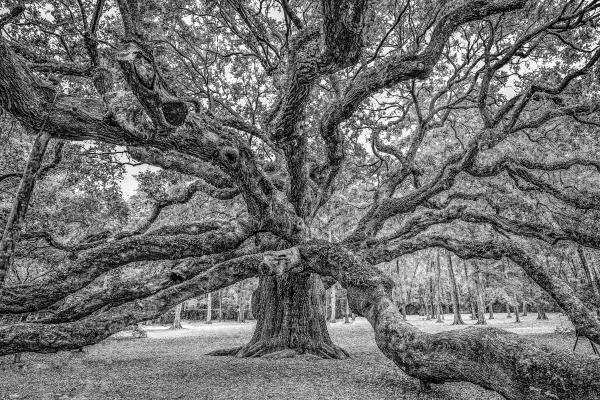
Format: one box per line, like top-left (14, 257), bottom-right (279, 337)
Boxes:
top-left (207, 342), bottom-right (350, 359)
top-left (206, 346), bottom-right (243, 356)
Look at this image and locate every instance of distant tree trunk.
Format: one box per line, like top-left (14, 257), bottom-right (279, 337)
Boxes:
top-left (211, 273), bottom-right (348, 359)
top-left (446, 253), bottom-right (464, 325)
top-left (506, 303), bottom-right (512, 318)
top-left (514, 301), bottom-right (521, 323)
top-left (472, 261), bottom-right (487, 325)
top-left (434, 253), bottom-right (443, 323)
top-left (344, 296), bottom-right (350, 324)
top-left (523, 300), bottom-right (528, 316)
top-left (132, 323), bottom-right (147, 338)
top-left (569, 255), bottom-right (580, 281)
top-left (578, 245), bottom-right (600, 300)
top-left (206, 292), bottom-right (212, 324)
top-left (488, 302), bottom-right (495, 319)
top-left (329, 284), bottom-right (336, 323)
top-left (406, 262), bottom-right (419, 306)
top-left (462, 261), bottom-right (476, 320)
top-left (396, 260), bottom-right (407, 321)
top-left (218, 290), bottom-right (223, 321)
top-left (429, 277), bottom-right (436, 320)
top-left (171, 303), bottom-right (183, 329)
top-left (537, 302), bottom-right (548, 320)
top-left (237, 282), bottom-right (245, 323)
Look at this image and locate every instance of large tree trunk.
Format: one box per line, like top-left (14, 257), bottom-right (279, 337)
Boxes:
top-left (211, 272), bottom-right (348, 359)
top-left (446, 253), bottom-right (464, 325)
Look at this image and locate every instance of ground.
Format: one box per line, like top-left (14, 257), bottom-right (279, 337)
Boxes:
top-left (0, 313), bottom-right (596, 400)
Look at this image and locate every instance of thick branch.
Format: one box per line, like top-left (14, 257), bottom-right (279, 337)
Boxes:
top-left (0, 223), bottom-right (252, 313)
top-left (0, 253), bottom-right (264, 355)
top-left (263, 241), bottom-right (600, 400)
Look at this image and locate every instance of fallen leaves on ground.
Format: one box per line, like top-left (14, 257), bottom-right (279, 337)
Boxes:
top-left (0, 313), bottom-right (595, 400)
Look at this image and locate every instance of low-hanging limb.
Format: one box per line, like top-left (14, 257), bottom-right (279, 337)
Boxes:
top-left (365, 232), bottom-right (600, 345)
top-left (263, 242), bottom-right (600, 400)
top-left (0, 222), bottom-right (253, 314)
top-left (0, 253), bottom-right (264, 355)
top-left (34, 243), bottom-right (262, 324)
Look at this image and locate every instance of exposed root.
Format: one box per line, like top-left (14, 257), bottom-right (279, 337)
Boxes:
top-left (207, 342), bottom-right (350, 359)
top-left (261, 349), bottom-right (298, 359)
top-left (206, 346), bottom-right (243, 356)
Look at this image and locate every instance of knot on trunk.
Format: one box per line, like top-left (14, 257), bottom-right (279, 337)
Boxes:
top-left (260, 247), bottom-right (301, 276)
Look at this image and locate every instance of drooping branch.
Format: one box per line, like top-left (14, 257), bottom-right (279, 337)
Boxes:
top-left (365, 232), bottom-right (600, 345)
top-left (0, 253), bottom-right (265, 355)
top-left (467, 156), bottom-right (600, 211)
top-left (261, 241), bottom-right (600, 400)
top-left (127, 147), bottom-right (235, 189)
top-left (0, 222), bottom-right (253, 314)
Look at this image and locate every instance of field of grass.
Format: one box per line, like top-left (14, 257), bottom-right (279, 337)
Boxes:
top-left (1, 313), bottom-right (597, 400)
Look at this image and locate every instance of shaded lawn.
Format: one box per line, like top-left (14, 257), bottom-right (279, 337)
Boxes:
top-left (1, 313), bottom-right (596, 400)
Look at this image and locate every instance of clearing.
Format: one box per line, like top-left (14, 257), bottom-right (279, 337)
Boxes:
top-left (0, 313), bottom-right (596, 400)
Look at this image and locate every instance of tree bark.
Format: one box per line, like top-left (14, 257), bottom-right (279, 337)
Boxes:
top-left (523, 300), bottom-right (528, 316)
top-left (506, 303), bottom-right (513, 318)
top-left (212, 272), bottom-right (348, 359)
top-left (489, 302), bottom-right (495, 319)
top-left (537, 302), bottom-right (548, 320)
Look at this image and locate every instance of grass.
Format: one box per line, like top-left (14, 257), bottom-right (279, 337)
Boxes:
top-left (0, 313), bottom-right (597, 400)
